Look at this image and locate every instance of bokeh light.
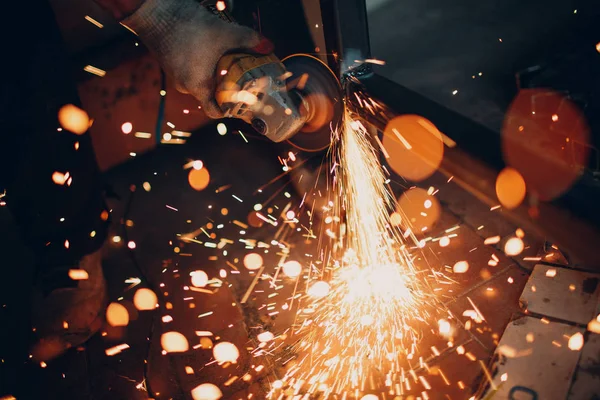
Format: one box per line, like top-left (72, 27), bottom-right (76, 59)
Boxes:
top-left (257, 331), bottom-right (274, 342)
top-left (121, 122), bottom-right (133, 134)
top-left (200, 337), bottom-right (213, 349)
top-left (282, 260), bottom-right (302, 278)
top-left (389, 212), bottom-right (402, 226)
top-left (189, 167), bottom-right (210, 191)
top-left (68, 269), bottom-right (88, 280)
top-left (191, 383), bottom-right (223, 400)
top-left (383, 115), bottom-right (444, 181)
top-left (568, 332), bottom-right (584, 351)
top-left (438, 319), bottom-right (451, 336)
top-left (504, 237), bottom-right (524, 256)
top-left (133, 288), bottom-right (158, 310)
top-left (106, 302), bottom-right (129, 327)
top-left (191, 270), bottom-right (209, 287)
top-left (502, 89), bottom-right (590, 201)
top-left (193, 160), bottom-right (204, 170)
top-left (495, 167), bottom-right (526, 209)
top-left (396, 187), bottom-right (441, 233)
top-left (213, 341), bottom-right (240, 363)
top-left (247, 211), bottom-right (264, 228)
top-left (58, 104), bottom-right (90, 135)
top-left (161, 331), bottom-right (189, 353)
top-left (439, 236), bottom-right (450, 247)
top-left (244, 253), bottom-right (263, 270)
top-left (52, 171), bottom-right (68, 185)
top-left (307, 281), bottom-right (330, 297)
top-left (453, 261), bottom-right (469, 273)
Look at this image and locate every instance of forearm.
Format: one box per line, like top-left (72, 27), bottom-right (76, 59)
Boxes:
top-left (93, 0), bottom-right (144, 20)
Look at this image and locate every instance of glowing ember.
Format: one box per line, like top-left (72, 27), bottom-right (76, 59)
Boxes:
top-left (281, 260), bottom-right (302, 278)
top-left (192, 160), bottom-right (204, 170)
top-left (191, 383), bottom-right (223, 400)
top-left (191, 270), bottom-right (209, 287)
top-left (389, 212), bottom-right (402, 226)
top-left (495, 167), bottom-right (526, 209)
top-left (213, 341), bottom-right (239, 363)
top-left (453, 261), bottom-right (469, 273)
top-left (545, 269), bottom-right (557, 278)
top-left (121, 122), bottom-right (133, 134)
top-left (161, 331), bottom-right (189, 353)
top-left (257, 331), bottom-right (274, 342)
top-left (52, 171), bottom-right (69, 185)
top-left (217, 123), bottom-right (227, 135)
top-left (568, 332), bottom-right (584, 351)
top-left (243, 253), bottom-right (263, 270)
top-left (189, 167), bottom-right (210, 191)
top-left (106, 302), bottom-right (129, 327)
top-left (307, 280), bottom-right (330, 297)
top-left (133, 288), bottom-right (158, 310)
top-left (504, 237), bottom-right (524, 256)
top-left (58, 104), bottom-right (89, 135)
top-left (439, 236), bottom-right (450, 247)
top-left (68, 269), bottom-right (89, 280)
top-left (438, 319), bottom-right (451, 335)
top-left (588, 315), bottom-right (600, 334)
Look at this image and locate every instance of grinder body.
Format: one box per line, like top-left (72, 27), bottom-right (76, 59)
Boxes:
top-left (215, 52), bottom-right (309, 142)
top-left (204, 1), bottom-right (343, 147)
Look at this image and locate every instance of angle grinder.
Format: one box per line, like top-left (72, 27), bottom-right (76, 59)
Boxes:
top-left (205, 3), bottom-right (344, 151)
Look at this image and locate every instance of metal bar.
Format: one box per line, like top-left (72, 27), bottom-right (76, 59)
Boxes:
top-left (318, 0), bottom-right (372, 77)
top-left (318, 0), bottom-right (341, 76)
top-left (334, 0), bottom-right (372, 72)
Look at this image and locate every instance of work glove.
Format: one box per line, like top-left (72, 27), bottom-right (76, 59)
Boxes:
top-left (121, 0), bottom-right (273, 118)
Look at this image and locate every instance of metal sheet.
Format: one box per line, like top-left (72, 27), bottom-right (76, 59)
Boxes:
top-left (480, 316), bottom-right (583, 400)
top-left (568, 333), bottom-right (600, 399)
top-left (520, 264), bottom-right (600, 324)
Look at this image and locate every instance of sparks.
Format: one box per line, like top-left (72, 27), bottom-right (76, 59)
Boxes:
top-left (269, 110), bottom-right (440, 397)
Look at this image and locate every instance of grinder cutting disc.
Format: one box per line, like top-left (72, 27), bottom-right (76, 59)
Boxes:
top-left (282, 54), bottom-right (343, 152)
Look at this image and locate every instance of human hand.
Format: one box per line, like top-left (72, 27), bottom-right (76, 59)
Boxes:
top-left (121, 0), bottom-right (273, 118)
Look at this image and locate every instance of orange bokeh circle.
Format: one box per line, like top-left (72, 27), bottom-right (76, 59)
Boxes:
top-left (495, 167), bottom-right (527, 209)
top-left (396, 187), bottom-right (441, 234)
top-left (502, 89), bottom-right (590, 201)
top-left (247, 211), bottom-right (264, 228)
top-left (243, 253), bottom-right (263, 270)
top-left (58, 104), bottom-right (90, 135)
top-left (383, 115), bottom-right (444, 182)
top-left (188, 167), bottom-right (210, 191)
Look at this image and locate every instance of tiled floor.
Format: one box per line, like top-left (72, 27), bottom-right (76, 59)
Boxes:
top-left (1, 119), bottom-right (596, 399)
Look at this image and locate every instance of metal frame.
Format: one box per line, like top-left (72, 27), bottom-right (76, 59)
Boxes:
top-left (318, 0), bottom-right (600, 267)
